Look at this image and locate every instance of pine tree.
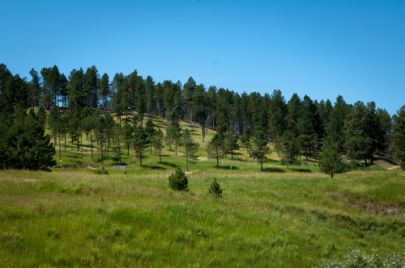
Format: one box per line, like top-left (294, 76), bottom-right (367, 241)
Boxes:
top-left (375, 108), bottom-right (391, 157)
top-left (225, 129), bottom-right (239, 160)
top-left (145, 76), bottom-right (155, 115)
top-left (280, 130), bottom-right (300, 167)
top-left (166, 120), bottom-right (182, 155)
top-left (144, 118), bottom-right (156, 152)
top-left (209, 179), bottom-right (223, 198)
top-left (268, 90), bottom-right (287, 151)
top-left (28, 69), bottom-right (41, 108)
top-left (48, 106), bottom-right (61, 159)
top-left (82, 113), bottom-right (98, 161)
top-left (207, 132), bottom-right (225, 167)
top-left (133, 124), bottom-right (148, 166)
top-left (319, 138), bottom-right (345, 178)
top-left (95, 115), bottom-right (106, 162)
top-left (67, 107), bottom-right (81, 151)
top-left (344, 101), bottom-right (374, 166)
top-left (152, 129), bottom-right (164, 163)
top-left (286, 93), bottom-right (301, 137)
top-left (122, 122), bottom-right (133, 155)
top-left (183, 77), bottom-right (196, 121)
top-left (48, 106), bottom-right (60, 149)
top-left (0, 109), bottom-right (55, 170)
top-left (392, 106), bottom-right (405, 169)
top-left (37, 106), bottom-right (46, 128)
top-left (249, 129), bottom-right (270, 171)
top-left (40, 66), bottom-right (61, 109)
top-left (99, 73), bottom-right (110, 110)
top-left (327, 96), bottom-right (348, 153)
top-left (192, 84), bottom-right (208, 142)
top-left (67, 69), bottom-right (85, 109)
top-left (168, 168), bottom-right (188, 191)
top-left (183, 129), bottom-right (199, 171)
top-left (297, 96), bottom-right (319, 159)
top-left (104, 113), bottom-right (116, 159)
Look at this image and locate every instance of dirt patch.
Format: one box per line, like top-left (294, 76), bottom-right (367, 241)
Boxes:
top-left (326, 191), bottom-right (405, 217)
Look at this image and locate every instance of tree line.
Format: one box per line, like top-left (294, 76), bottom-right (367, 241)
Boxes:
top-left (0, 63), bottom-right (404, 172)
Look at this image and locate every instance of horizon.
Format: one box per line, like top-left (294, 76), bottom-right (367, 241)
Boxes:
top-left (1, 0), bottom-right (404, 114)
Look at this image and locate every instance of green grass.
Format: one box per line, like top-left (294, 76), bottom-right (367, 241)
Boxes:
top-left (0, 117), bottom-right (403, 267)
top-left (0, 169), bottom-right (403, 267)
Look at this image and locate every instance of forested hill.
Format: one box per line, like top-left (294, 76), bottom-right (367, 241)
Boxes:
top-left (0, 63), bottom-right (404, 171)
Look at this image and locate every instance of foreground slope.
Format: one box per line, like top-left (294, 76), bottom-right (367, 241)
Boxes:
top-left (0, 169), bottom-right (404, 267)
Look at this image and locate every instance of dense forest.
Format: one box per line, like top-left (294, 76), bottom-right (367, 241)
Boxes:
top-left (0, 63), bottom-right (404, 172)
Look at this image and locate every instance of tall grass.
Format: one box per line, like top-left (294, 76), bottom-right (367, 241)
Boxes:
top-left (0, 169), bottom-right (403, 267)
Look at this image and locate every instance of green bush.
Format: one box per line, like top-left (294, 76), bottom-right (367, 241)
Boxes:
top-left (94, 167), bottom-right (109, 175)
top-left (209, 179), bottom-right (223, 198)
top-left (168, 168), bottom-right (188, 191)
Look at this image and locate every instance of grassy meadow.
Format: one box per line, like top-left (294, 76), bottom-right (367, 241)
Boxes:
top-left (0, 117), bottom-right (404, 267)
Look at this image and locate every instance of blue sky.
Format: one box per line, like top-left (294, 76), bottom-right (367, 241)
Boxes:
top-left (0, 0), bottom-right (404, 114)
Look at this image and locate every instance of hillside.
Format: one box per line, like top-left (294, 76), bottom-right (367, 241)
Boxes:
top-left (0, 116), bottom-right (404, 267)
top-left (50, 114), bottom-right (315, 173)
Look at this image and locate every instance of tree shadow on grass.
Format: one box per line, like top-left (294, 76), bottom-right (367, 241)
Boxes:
top-left (215, 165), bottom-right (239, 170)
top-left (66, 153), bottom-right (82, 159)
top-left (262, 167), bottom-right (286, 173)
top-left (142, 165), bottom-right (166, 170)
top-left (289, 168), bottom-right (312, 173)
top-left (160, 161), bottom-right (179, 168)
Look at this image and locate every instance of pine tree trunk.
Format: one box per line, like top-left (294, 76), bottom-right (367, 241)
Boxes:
top-left (186, 151), bottom-right (189, 171)
top-left (100, 139), bottom-right (104, 162)
top-left (117, 132), bottom-right (121, 164)
top-left (90, 131), bottom-right (93, 161)
top-left (159, 150), bottom-right (162, 163)
top-left (58, 133), bottom-right (61, 161)
top-left (175, 142), bottom-right (178, 156)
top-left (107, 137), bottom-right (110, 159)
top-left (202, 123), bottom-right (205, 143)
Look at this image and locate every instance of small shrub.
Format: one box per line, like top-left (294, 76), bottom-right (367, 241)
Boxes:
top-left (209, 179), bottom-right (223, 198)
top-left (168, 168), bottom-right (188, 191)
top-left (94, 167), bottom-right (109, 175)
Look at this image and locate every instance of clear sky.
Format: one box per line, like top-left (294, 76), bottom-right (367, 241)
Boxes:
top-left (0, 0), bottom-right (404, 114)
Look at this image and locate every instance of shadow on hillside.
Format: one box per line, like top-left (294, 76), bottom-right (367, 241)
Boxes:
top-left (289, 168), bottom-right (311, 173)
top-left (302, 158), bottom-right (317, 163)
top-left (262, 167), bottom-right (285, 173)
top-left (142, 165), bottom-right (166, 170)
top-left (66, 153), bottom-right (82, 159)
top-left (215, 165), bottom-right (239, 170)
top-left (160, 161), bottom-right (179, 168)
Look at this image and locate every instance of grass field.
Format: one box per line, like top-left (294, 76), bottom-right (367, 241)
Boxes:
top-left (0, 118), bottom-right (404, 267)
